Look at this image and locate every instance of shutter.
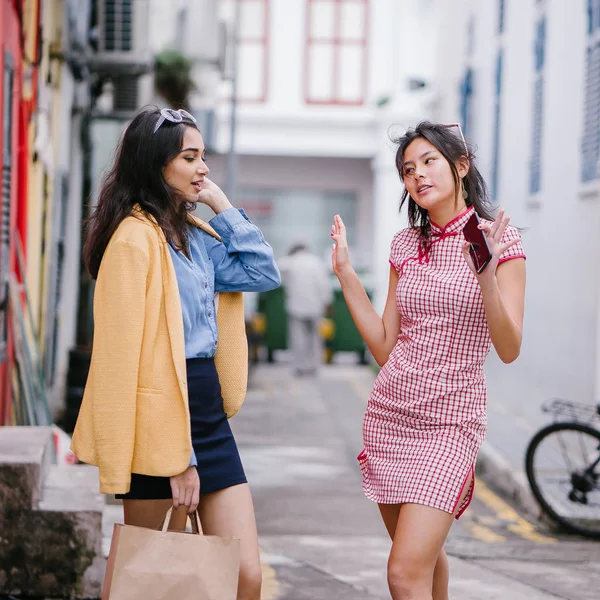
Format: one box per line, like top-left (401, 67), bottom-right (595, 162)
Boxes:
top-left (491, 51), bottom-right (503, 200)
top-left (0, 51), bottom-right (14, 364)
top-left (459, 68), bottom-right (473, 139)
top-left (582, 41), bottom-right (600, 182)
top-left (530, 78), bottom-right (544, 193)
top-left (43, 174), bottom-right (68, 385)
top-left (530, 16), bottom-right (546, 194)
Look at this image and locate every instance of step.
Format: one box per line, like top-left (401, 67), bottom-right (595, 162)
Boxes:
top-left (0, 426), bottom-right (55, 511)
top-left (0, 464), bottom-right (106, 599)
top-left (39, 464), bottom-right (103, 512)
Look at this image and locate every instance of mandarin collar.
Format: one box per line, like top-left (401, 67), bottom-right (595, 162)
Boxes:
top-left (430, 206), bottom-right (474, 236)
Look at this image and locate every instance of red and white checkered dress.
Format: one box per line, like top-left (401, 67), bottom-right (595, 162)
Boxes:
top-left (358, 206), bottom-right (525, 517)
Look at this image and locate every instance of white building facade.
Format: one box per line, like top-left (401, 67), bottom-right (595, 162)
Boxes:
top-left (202, 0), bottom-right (437, 310)
top-left (433, 0), bottom-right (600, 414)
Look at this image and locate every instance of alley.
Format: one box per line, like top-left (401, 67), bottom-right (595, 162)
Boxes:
top-left (232, 361), bottom-right (600, 600)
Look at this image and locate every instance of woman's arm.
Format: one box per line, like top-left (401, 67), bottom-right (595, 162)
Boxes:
top-left (207, 207), bottom-right (281, 292)
top-left (90, 240), bottom-right (148, 494)
top-left (332, 215), bottom-right (401, 366)
top-left (462, 210), bottom-right (526, 364)
top-left (197, 179), bottom-right (280, 292)
top-left (479, 258), bottom-right (526, 363)
top-left (337, 264), bottom-right (401, 366)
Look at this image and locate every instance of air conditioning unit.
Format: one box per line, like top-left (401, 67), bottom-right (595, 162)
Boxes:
top-left (89, 0), bottom-right (152, 75)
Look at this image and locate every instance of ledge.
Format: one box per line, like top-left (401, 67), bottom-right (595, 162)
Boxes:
top-left (526, 193), bottom-right (543, 210)
top-left (579, 181), bottom-right (600, 201)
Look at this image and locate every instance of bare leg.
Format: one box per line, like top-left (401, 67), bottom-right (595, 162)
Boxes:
top-left (199, 483), bottom-right (261, 600)
top-left (432, 549), bottom-right (449, 600)
top-left (386, 503), bottom-right (454, 600)
top-left (378, 503), bottom-right (401, 539)
top-left (380, 503), bottom-right (448, 599)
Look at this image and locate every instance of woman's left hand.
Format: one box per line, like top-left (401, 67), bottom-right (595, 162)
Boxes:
top-left (462, 209), bottom-right (520, 285)
top-left (170, 466), bottom-right (200, 515)
top-left (196, 178), bottom-right (233, 214)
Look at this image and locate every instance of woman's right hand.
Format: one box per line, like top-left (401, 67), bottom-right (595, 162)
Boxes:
top-left (170, 466), bottom-right (200, 514)
top-left (331, 214), bottom-right (352, 278)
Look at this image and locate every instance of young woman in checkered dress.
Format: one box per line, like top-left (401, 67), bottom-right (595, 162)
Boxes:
top-left (331, 122), bottom-right (526, 600)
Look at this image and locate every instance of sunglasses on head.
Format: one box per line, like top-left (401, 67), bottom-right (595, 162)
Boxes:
top-left (153, 108), bottom-right (197, 134)
top-left (444, 123), bottom-right (469, 156)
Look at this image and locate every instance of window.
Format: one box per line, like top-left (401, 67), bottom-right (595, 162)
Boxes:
top-left (491, 50), bottom-right (503, 200)
top-left (0, 50), bottom-right (14, 363)
top-left (582, 0), bottom-right (600, 182)
top-left (529, 14), bottom-right (546, 194)
top-left (305, 0), bottom-right (369, 105)
top-left (220, 0), bottom-right (270, 103)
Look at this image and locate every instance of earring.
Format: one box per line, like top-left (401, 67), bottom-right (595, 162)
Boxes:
top-left (461, 181), bottom-right (468, 200)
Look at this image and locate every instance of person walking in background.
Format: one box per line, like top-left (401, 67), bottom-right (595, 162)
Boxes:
top-left (330, 122), bottom-right (526, 600)
top-left (278, 242), bottom-right (332, 376)
top-left (71, 106), bottom-right (280, 600)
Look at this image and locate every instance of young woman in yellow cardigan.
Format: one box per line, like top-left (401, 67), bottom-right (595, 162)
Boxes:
top-left (71, 107), bottom-right (280, 599)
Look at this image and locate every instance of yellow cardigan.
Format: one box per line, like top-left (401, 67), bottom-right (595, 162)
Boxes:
top-left (71, 209), bottom-right (248, 494)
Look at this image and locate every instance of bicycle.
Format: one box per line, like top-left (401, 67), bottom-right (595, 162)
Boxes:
top-left (525, 398), bottom-right (600, 539)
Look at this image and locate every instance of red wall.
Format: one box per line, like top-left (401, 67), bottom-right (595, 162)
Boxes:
top-left (0, 0), bottom-right (26, 423)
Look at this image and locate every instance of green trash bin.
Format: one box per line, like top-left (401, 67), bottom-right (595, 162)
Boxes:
top-left (257, 287), bottom-right (288, 363)
top-left (326, 288), bottom-right (370, 365)
top-left (258, 276), bottom-right (371, 365)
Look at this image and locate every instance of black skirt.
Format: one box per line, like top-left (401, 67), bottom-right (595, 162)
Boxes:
top-left (116, 357), bottom-right (247, 500)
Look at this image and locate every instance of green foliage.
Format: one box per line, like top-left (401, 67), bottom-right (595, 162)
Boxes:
top-left (154, 49), bottom-right (196, 109)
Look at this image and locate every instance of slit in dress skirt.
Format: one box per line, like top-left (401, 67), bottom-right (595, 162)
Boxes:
top-left (452, 465), bottom-right (475, 520)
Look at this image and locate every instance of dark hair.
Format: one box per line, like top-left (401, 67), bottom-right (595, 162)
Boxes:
top-left (83, 106), bottom-right (198, 279)
top-left (394, 121), bottom-right (495, 253)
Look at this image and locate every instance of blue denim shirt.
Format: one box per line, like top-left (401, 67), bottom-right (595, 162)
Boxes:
top-left (168, 208), bottom-right (280, 468)
top-left (169, 207), bottom-right (280, 359)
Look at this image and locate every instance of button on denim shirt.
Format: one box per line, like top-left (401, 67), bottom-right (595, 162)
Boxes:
top-left (168, 207), bottom-right (280, 466)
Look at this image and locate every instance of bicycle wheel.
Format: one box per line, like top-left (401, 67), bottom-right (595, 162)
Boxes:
top-left (525, 422), bottom-right (600, 539)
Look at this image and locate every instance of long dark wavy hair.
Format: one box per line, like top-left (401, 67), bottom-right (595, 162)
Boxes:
top-left (394, 121), bottom-right (496, 253)
top-left (84, 106), bottom-right (198, 279)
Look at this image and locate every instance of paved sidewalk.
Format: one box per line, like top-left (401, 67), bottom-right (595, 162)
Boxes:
top-left (235, 361), bottom-right (600, 599)
top-left (101, 360), bottom-right (600, 599)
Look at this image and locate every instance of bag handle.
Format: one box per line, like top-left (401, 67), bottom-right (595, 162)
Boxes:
top-left (161, 508), bottom-right (203, 535)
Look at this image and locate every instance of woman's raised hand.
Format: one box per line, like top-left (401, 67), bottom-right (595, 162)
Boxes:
top-left (331, 214), bottom-right (352, 278)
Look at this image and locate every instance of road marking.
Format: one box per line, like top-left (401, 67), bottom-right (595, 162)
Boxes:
top-left (475, 481), bottom-right (557, 544)
top-left (463, 521), bottom-right (506, 542)
top-left (477, 515), bottom-right (502, 527)
top-left (261, 555), bottom-right (280, 600)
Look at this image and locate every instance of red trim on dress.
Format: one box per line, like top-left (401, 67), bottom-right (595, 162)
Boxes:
top-left (430, 206), bottom-right (474, 232)
top-left (498, 253), bottom-right (526, 265)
